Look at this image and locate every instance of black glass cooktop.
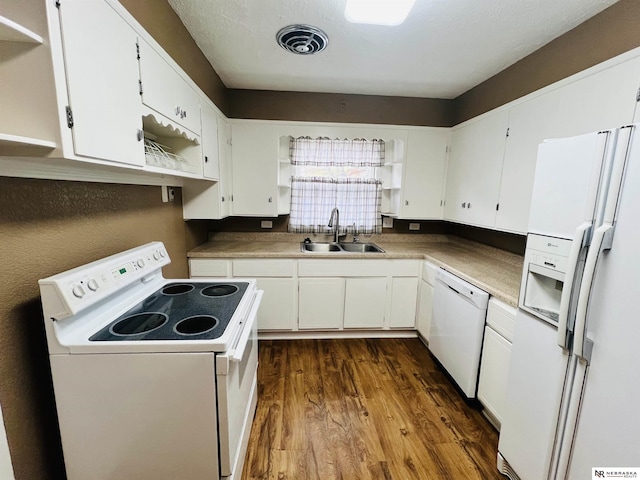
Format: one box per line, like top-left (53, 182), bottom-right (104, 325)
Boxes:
top-left (90, 282), bottom-right (249, 341)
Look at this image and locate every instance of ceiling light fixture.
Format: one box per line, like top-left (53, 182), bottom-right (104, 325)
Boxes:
top-left (276, 25), bottom-right (329, 55)
top-left (344, 0), bottom-right (416, 26)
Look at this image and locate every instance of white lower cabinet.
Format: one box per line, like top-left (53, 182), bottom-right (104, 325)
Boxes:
top-left (477, 298), bottom-right (517, 429)
top-left (189, 258), bottom-right (297, 331)
top-left (232, 259), bottom-right (296, 331)
top-left (416, 262), bottom-right (438, 341)
top-left (252, 278), bottom-right (297, 331)
top-left (298, 278), bottom-right (345, 330)
top-left (191, 257), bottom-right (421, 332)
top-left (344, 277), bottom-right (387, 328)
top-left (389, 277), bottom-right (419, 328)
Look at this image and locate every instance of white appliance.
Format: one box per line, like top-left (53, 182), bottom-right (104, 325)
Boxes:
top-left (430, 268), bottom-right (489, 397)
top-left (38, 242), bottom-right (263, 480)
top-left (498, 125), bottom-right (640, 479)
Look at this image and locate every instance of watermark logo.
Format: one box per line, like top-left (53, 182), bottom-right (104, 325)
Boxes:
top-left (592, 468), bottom-right (639, 479)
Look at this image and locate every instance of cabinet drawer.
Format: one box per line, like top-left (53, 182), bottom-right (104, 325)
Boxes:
top-left (298, 259), bottom-right (389, 277)
top-left (422, 261), bottom-right (438, 285)
top-left (232, 259), bottom-right (295, 277)
top-left (391, 259), bottom-right (420, 277)
top-left (486, 298), bottom-right (517, 342)
top-left (189, 259), bottom-right (231, 277)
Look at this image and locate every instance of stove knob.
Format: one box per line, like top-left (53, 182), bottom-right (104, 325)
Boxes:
top-left (159, 249), bottom-right (166, 258)
top-left (72, 285), bottom-right (86, 298)
top-left (137, 259), bottom-right (145, 268)
top-left (153, 251), bottom-right (161, 260)
top-left (87, 279), bottom-right (99, 291)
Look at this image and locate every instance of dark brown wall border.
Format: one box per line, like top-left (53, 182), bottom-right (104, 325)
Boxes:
top-left (119, 0), bottom-right (229, 114)
top-left (228, 89), bottom-right (455, 127)
top-left (454, 0), bottom-right (640, 124)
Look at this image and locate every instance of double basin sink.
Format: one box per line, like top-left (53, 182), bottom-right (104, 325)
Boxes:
top-left (300, 241), bottom-right (385, 253)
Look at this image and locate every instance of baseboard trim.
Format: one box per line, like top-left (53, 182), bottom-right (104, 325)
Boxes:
top-left (258, 329), bottom-right (418, 340)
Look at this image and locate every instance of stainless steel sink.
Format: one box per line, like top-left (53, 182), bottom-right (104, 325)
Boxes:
top-left (300, 242), bottom-right (385, 253)
top-left (300, 242), bottom-right (342, 252)
top-left (338, 243), bottom-right (384, 253)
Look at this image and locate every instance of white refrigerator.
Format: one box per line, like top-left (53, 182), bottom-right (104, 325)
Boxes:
top-left (497, 124), bottom-right (640, 480)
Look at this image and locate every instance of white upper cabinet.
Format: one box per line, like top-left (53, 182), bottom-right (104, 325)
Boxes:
top-left (182, 112), bottom-right (231, 220)
top-left (445, 110), bottom-right (509, 228)
top-left (138, 38), bottom-right (201, 136)
top-left (201, 101), bottom-right (220, 180)
top-left (231, 122), bottom-right (279, 216)
top-left (497, 54), bottom-right (640, 233)
top-left (58, 0), bottom-right (143, 166)
top-left (0, 2), bottom-right (60, 155)
top-left (400, 129), bottom-right (449, 219)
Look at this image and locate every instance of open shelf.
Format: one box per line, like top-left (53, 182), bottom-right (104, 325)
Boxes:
top-left (0, 133), bottom-right (57, 155)
top-left (142, 109), bottom-right (202, 176)
top-left (0, 16), bottom-right (43, 44)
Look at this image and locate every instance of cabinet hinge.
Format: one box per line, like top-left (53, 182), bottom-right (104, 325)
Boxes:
top-left (65, 106), bottom-right (74, 128)
top-left (636, 85), bottom-right (640, 102)
top-left (506, 128), bottom-right (510, 137)
top-left (136, 42), bottom-right (140, 60)
top-left (440, 200), bottom-right (443, 207)
top-left (139, 80), bottom-right (143, 96)
top-left (496, 203), bottom-right (500, 211)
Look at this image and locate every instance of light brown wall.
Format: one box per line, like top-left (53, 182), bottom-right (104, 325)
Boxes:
top-left (0, 178), bottom-right (202, 479)
top-left (118, 0), bottom-right (229, 114)
top-left (228, 89), bottom-right (455, 127)
top-left (454, 0), bottom-right (640, 124)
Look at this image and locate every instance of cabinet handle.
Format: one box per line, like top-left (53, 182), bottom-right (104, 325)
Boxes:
top-left (268, 197), bottom-right (273, 203)
top-left (468, 202), bottom-right (472, 208)
top-left (175, 106), bottom-right (182, 116)
top-left (204, 156), bottom-right (209, 163)
top-left (461, 202), bottom-right (466, 208)
top-left (405, 200), bottom-right (409, 206)
top-left (137, 129), bottom-right (144, 141)
top-left (221, 196), bottom-right (225, 202)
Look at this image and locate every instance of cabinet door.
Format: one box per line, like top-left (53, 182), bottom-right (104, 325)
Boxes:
top-left (218, 117), bottom-right (233, 217)
top-left (138, 39), bottom-right (201, 135)
top-left (477, 326), bottom-right (512, 427)
top-left (444, 110), bottom-right (509, 227)
top-left (59, 0), bottom-right (143, 165)
top-left (231, 123), bottom-right (278, 216)
top-left (343, 278), bottom-right (387, 329)
top-left (389, 277), bottom-right (419, 328)
top-left (201, 102), bottom-right (219, 180)
top-left (416, 279), bottom-right (434, 341)
top-left (400, 129), bottom-right (449, 219)
top-left (255, 278), bottom-right (297, 331)
top-left (497, 55), bottom-right (640, 233)
top-left (298, 278), bottom-right (344, 330)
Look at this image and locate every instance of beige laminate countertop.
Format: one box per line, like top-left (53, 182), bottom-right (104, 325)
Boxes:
top-left (188, 233), bottom-right (524, 306)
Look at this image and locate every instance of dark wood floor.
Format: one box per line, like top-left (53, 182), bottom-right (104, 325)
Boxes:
top-left (241, 338), bottom-right (504, 480)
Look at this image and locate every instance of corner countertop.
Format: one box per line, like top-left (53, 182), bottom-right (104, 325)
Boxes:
top-left (188, 233), bottom-right (524, 306)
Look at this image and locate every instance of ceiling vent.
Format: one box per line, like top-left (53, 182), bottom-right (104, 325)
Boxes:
top-left (276, 25), bottom-right (328, 55)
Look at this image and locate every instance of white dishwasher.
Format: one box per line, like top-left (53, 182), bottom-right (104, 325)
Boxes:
top-left (429, 268), bottom-right (489, 398)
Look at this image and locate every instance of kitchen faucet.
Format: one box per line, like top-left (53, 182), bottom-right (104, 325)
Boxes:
top-left (328, 207), bottom-right (343, 243)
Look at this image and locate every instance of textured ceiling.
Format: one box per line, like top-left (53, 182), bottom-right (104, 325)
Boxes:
top-left (166, 0), bottom-right (619, 99)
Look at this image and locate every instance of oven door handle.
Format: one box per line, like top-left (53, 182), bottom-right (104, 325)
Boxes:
top-left (230, 290), bottom-right (263, 363)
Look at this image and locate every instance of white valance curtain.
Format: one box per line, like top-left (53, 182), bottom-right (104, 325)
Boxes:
top-left (288, 137), bottom-right (384, 235)
top-left (290, 137), bottom-right (385, 167)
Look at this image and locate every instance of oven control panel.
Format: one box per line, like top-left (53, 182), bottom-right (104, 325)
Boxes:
top-left (39, 242), bottom-right (170, 320)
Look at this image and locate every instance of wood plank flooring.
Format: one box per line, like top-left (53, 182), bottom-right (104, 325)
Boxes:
top-left (241, 338), bottom-right (504, 480)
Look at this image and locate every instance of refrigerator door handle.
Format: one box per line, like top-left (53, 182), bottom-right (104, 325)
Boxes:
top-left (573, 223), bottom-right (611, 363)
top-left (557, 222), bottom-right (591, 350)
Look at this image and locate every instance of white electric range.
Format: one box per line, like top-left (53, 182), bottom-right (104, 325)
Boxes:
top-left (39, 242), bottom-right (263, 480)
